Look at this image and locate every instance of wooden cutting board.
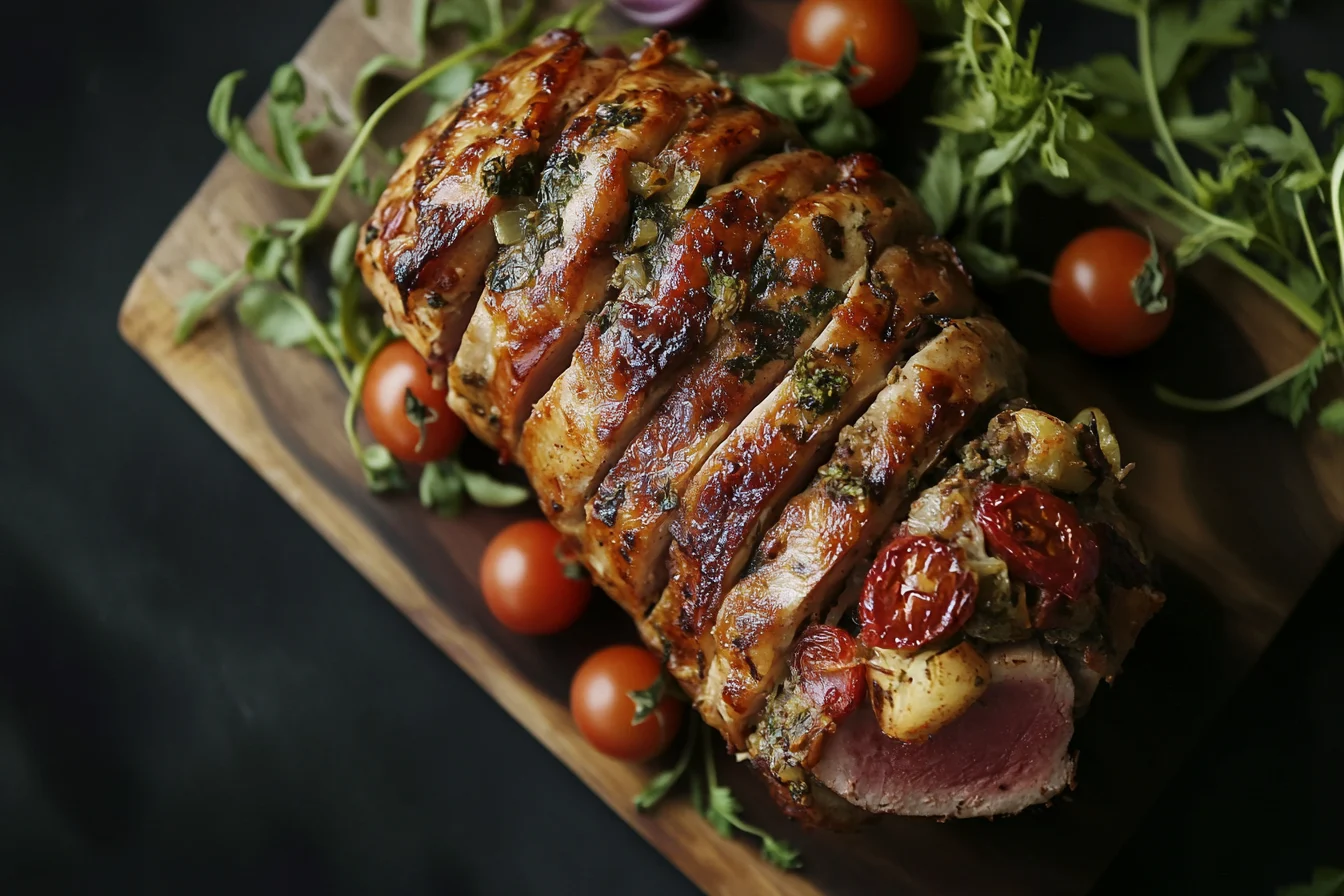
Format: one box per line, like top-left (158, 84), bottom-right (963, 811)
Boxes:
top-left (118, 1), bottom-right (1344, 892)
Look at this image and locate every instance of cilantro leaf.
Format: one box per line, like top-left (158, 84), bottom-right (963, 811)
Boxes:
top-left (1318, 400), bottom-right (1344, 434)
top-left (458, 467), bottom-right (531, 507)
top-left (734, 60), bottom-right (876, 155)
top-left (236, 283), bottom-right (317, 348)
top-left (1307, 70), bottom-right (1344, 128)
top-left (1266, 344), bottom-right (1327, 425)
top-left (362, 444), bottom-right (408, 493)
top-left (419, 459), bottom-right (465, 516)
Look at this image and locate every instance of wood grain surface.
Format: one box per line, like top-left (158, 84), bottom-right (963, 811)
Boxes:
top-left (118, 1), bottom-right (1344, 893)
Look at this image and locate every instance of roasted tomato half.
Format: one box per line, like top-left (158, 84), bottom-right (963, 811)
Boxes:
top-left (859, 535), bottom-right (978, 651)
top-left (974, 483), bottom-right (1100, 599)
top-left (792, 624), bottom-right (866, 721)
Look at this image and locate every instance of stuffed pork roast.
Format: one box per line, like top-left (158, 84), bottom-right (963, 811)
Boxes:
top-left (357, 30), bottom-right (1164, 823)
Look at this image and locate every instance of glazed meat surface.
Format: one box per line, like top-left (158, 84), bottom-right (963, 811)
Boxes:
top-left (449, 35), bottom-right (786, 454)
top-left (654, 240), bottom-right (984, 699)
top-left (581, 155), bottom-right (931, 617)
top-left (521, 149), bottom-right (838, 538)
top-left (359, 31), bottom-right (621, 366)
top-left (700, 317), bottom-right (1027, 742)
top-left (358, 30), bottom-right (1164, 824)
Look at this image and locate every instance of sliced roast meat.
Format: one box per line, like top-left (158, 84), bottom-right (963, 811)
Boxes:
top-left (522, 150), bottom-right (838, 538)
top-left (701, 317), bottom-right (1027, 744)
top-left (360, 31), bottom-right (621, 365)
top-left (653, 240), bottom-right (984, 701)
top-left (447, 35), bottom-right (744, 454)
top-left (580, 156), bottom-right (931, 617)
top-left (812, 641), bottom-right (1076, 818)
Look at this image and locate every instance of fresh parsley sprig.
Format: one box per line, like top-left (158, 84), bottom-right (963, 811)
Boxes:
top-left (916, 0), bottom-right (1344, 431)
top-left (634, 717), bottom-right (801, 871)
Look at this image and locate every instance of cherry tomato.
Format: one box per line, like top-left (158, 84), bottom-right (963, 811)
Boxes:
top-left (1050, 227), bottom-right (1175, 357)
top-left (789, 0), bottom-right (921, 108)
top-left (974, 484), bottom-right (1100, 600)
top-left (361, 340), bottom-right (465, 463)
top-left (859, 535), bottom-right (978, 651)
top-left (792, 625), bottom-right (866, 721)
top-left (570, 645), bottom-right (684, 761)
top-left (480, 520), bottom-right (591, 635)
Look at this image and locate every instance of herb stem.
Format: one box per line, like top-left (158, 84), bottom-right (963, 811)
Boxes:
top-left (283, 292), bottom-right (354, 391)
top-left (1155, 352), bottom-right (1316, 412)
top-left (1207, 243), bottom-right (1326, 336)
top-left (1134, 2), bottom-right (1200, 199)
top-left (344, 328), bottom-right (394, 458)
top-left (292, 0), bottom-right (536, 246)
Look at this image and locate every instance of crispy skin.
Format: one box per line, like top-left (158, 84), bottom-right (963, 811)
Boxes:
top-left (702, 318), bottom-right (1027, 746)
top-left (522, 150), bottom-right (837, 538)
top-left (449, 38), bottom-right (783, 455)
top-left (580, 156), bottom-right (931, 618)
top-left (652, 240), bottom-right (982, 696)
top-left (358, 31), bottom-right (620, 365)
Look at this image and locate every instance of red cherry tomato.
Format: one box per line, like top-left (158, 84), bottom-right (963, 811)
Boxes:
top-left (792, 625), bottom-right (866, 721)
top-left (570, 645), bottom-right (685, 761)
top-left (788, 0), bottom-right (921, 108)
top-left (974, 484), bottom-right (1100, 600)
top-left (859, 535), bottom-right (978, 651)
top-left (480, 520), bottom-right (591, 635)
top-left (1050, 227), bottom-right (1175, 357)
top-left (361, 340), bottom-right (465, 463)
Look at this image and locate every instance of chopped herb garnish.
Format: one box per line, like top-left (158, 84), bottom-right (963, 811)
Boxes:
top-left (800, 283), bottom-right (844, 317)
top-left (793, 349), bottom-right (850, 415)
top-left (656, 479), bottom-right (679, 512)
top-left (589, 101), bottom-right (647, 137)
top-left (819, 463), bottom-right (867, 501)
top-left (709, 271), bottom-right (748, 319)
top-left (480, 152), bottom-right (540, 197)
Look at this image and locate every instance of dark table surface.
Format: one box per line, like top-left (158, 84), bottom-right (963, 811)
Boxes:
top-left (3, 1), bottom-right (1342, 893)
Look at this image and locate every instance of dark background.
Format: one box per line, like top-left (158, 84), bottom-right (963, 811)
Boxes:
top-left (2, 1), bottom-right (1342, 893)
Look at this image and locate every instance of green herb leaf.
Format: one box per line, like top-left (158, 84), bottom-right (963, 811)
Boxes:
top-left (760, 836), bottom-right (804, 871)
top-left (187, 259), bottom-right (228, 286)
top-left (362, 444), bottom-right (408, 493)
top-left (329, 221), bottom-right (361, 288)
top-left (458, 467), bottom-right (532, 507)
top-left (634, 768), bottom-right (683, 811)
top-left (1266, 344), bottom-right (1327, 424)
top-left (734, 61), bottom-right (876, 155)
top-left (419, 459), bottom-right (466, 516)
top-left (236, 283), bottom-right (317, 348)
top-left (175, 268), bottom-right (244, 344)
top-left (628, 676), bottom-right (666, 725)
top-left (1307, 70), bottom-right (1344, 128)
top-left (917, 133), bottom-right (963, 234)
top-left (1318, 400), bottom-right (1344, 434)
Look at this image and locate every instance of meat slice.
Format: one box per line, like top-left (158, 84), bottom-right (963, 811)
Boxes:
top-left (449, 36), bottom-right (783, 453)
top-left (580, 156), bottom-right (932, 618)
top-left (359, 31), bottom-right (621, 365)
top-left (701, 317), bottom-right (1027, 743)
top-left (521, 150), bottom-right (838, 538)
top-left (812, 642), bottom-right (1076, 818)
top-left (653, 240), bottom-right (984, 699)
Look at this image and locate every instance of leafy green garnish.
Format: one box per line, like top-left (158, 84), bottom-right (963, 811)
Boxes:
top-left (634, 719), bottom-right (801, 871)
top-left (917, 0), bottom-right (1344, 428)
top-left (420, 459), bottom-right (531, 515)
top-left (734, 43), bottom-right (877, 155)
